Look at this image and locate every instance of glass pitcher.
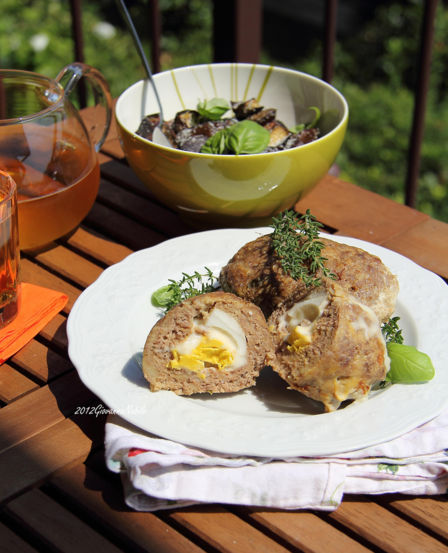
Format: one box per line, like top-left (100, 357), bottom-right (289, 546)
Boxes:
top-left (0, 63), bottom-right (112, 251)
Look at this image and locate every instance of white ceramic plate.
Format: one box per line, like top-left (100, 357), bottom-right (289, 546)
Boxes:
top-left (67, 228), bottom-right (448, 457)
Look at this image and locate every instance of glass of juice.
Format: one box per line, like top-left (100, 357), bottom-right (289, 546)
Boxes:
top-left (0, 170), bottom-right (20, 328)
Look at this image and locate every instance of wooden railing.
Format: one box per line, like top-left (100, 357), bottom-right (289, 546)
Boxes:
top-left (69, 0), bottom-right (439, 210)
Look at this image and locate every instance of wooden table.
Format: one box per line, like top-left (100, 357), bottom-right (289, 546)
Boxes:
top-left (1, 123), bottom-right (448, 553)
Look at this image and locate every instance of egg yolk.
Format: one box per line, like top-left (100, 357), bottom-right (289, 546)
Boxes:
top-left (169, 337), bottom-right (234, 378)
top-left (287, 326), bottom-right (312, 352)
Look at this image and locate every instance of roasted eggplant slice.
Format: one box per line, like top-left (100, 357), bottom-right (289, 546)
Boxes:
top-left (283, 128), bottom-right (320, 149)
top-left (136, 113), bottom-right (161, 140)
top-left (248, 108), bottom-right (277, 126)
top-left (172, 110), bottom-right (201, 133)
top-left (231, 98), bottom-right (263, 120)
top-left (264, 120), bottom-right (290, 148)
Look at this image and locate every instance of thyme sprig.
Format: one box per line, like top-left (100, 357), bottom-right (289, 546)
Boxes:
top-left (151, 267), bottom-right (218, 313)
top-left (379, 316), bottom-right (434, 383)
top-left (381, 316), bottom-right (404, 344)
top-left (270, 209), bottom-right (337, 287)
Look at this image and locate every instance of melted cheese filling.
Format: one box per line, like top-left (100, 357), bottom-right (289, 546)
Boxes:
top-left (168, 308), bottom-right (247, 377)
top-left (279, 291), bottom-right (328, 352)
top-left (348, 299), bottom-right (382, 339)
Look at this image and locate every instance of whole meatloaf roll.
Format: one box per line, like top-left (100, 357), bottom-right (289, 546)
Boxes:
top-left (220, 234), bottom-right (398, 322)
top-left (266, 281), bottom-right (389, 412)
top-left (142, 291), bottom-right (274, 395)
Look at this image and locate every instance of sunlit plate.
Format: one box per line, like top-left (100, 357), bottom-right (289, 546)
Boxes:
top-left (67, 228), bottom-right (448, 457)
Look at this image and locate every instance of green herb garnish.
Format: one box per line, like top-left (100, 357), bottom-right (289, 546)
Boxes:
top-left (290, 106), bottom-right (321, 133)
top-left (381, 316), bottom-right (434, 383)
top-left (225, 120), bottom-right (270, 154)
top-left (270, 209), bottom-right (337, 287)
top-left (200, 128), bottom-right (229, 154)
top-left (381, 316), bottom-right (404, 344)
top-left (385, 343), bottom-right (435, 383)
top-left (151, 267), bottom-right (217, 312)
top-left (197, 98), bottom-right (230, 120)
top-left (201, 120), bottom-right (270, 155)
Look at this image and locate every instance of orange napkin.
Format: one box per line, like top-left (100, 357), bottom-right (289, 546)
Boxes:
top-left (0, 283), bottom-right (68, 364)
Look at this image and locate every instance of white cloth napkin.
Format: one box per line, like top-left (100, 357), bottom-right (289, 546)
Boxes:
top-left (105, 411), bottom-right (448, 511)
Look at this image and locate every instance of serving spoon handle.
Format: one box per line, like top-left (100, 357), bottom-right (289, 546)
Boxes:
top-left (116, 0), bottom-right (169, 146)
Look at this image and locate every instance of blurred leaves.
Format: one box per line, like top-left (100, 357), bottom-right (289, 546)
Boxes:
top-left (1, 0), bottom-right (212, 97)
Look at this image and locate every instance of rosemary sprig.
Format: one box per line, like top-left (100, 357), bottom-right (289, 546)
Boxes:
top-left (151, 267), bottom-right (218, 312)
top-left (270, 209), bottom-right (337, 287)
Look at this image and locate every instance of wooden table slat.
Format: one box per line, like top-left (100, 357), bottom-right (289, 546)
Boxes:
top-left (97, 155), bottom-right (154, 197)
top-left (97, 176), bottom-right (193, 238)
top-left (5, 488), bottom-right (123, 553)
top-left (249, 509), bottom-right (374, 553)
top-left (295, 175), bottom-right (429, 244)
top-left (0, 363), bottom-right (39, 404)
top-left (329, 499), bottom-right (448, 553)
top-left (11, 339), bottom-right (73, 383)
top-left (100, 139), bottom-right (126, 160)
top-left (0, 415), bottom-right (102, 505)
top-left (0, 521), bottom-right (39, 553)
top-left (0, 370), bottom-right (97, 455)
top-left (34, 245), bottom-right (104, 289)
top-left (170, 507), bottom-right (293, 553)
top-left (37, 313), bottom-right (68, 351)
top-left (389, 496), bottom-right (448, 541)
top-left (85, 201), bottom-right (165, 251)
top-left (49, 463), bottom-right (208, 553)
top-left (65, 227), bottom-right (132, 267)
top-left (383, 217), bottom-right (448, 279)
top-left (98, 120), bottom-right (125, 161)
top-left (20, 258), bottom-right (81, 314)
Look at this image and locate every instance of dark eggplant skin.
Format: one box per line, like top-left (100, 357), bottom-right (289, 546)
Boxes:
top-left (248, 108), bottom-right (277, 126)
top-left (264, 120), bottom-right (290, 148)
top-left (267, 128), bottom-right (320, 152)
top-left (172, 110), bottom-right (201, 133)
top-left (231, 98), bottom-right (263, 120)
top-left (136, 113), bottom-right (160, 140)
top-left (136, 98), bottom-right (320, 154)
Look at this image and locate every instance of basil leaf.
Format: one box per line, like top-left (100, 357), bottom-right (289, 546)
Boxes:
top-left (201, 128), bottom-right (229, 154)
top-left (226, 120), bottom-right (270, 154)
top-left (197, 98), bottom-right (230, 121)
top-left (386, 343), bottom-right (435, 383)
top-left (151, 285), bottom-right (175, 307)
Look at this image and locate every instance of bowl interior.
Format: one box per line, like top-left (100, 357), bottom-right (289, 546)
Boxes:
top-left (116, 63), bottom-right (348, 144)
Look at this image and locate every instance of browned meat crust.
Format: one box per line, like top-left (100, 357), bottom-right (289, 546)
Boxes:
top-left (266, 282), bottom-right (388, 412)
top-left (142, 291), bottom-right (274, 395)
top-left (219, 234), bottom-right (309, 316)
top-left (220, 234), bottom-right (398, 321)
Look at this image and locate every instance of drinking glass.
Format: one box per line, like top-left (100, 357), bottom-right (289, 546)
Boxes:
top-left (0, 170), bottom-right (20, 328)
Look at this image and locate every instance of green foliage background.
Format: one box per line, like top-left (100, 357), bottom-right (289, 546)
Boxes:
top-left (1, 0), bottom-right (447, 221)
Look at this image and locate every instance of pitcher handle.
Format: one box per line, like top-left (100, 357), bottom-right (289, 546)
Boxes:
top-left (55, 63), bottom-right (113, 152)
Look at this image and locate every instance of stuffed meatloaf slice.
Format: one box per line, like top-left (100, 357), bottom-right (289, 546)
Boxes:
top-left (220, 234), bottom-right (398, 322)
top-left (142, 291), bottom-right (274, 395)
top-left (266, 281), bottom-right (389, 412)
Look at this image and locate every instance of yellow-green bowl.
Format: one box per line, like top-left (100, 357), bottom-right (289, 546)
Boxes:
top-left (115, 63), bottom-right (348, 228)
